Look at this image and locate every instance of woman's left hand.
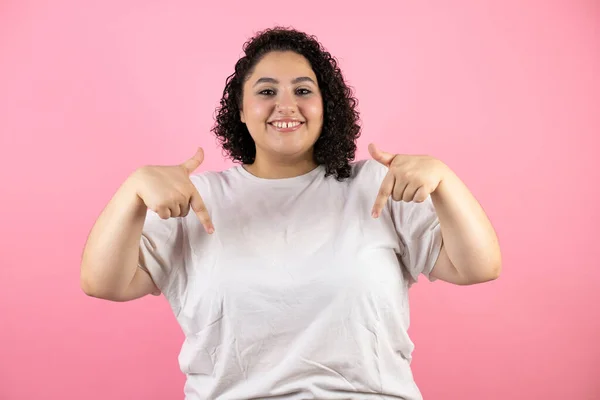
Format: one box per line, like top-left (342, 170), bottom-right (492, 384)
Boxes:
top-left (368, 143), bottom-right (449, 218)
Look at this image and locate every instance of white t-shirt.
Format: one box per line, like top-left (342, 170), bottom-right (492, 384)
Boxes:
top-left (139, 159), bottom-right (443, 400)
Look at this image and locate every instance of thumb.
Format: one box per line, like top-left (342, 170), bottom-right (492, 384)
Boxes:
top-left (368, 143), bottom-right (395, 166)
top-left (181, 147), bottom-right (204, 174)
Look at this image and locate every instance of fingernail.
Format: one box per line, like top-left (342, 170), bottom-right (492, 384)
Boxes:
top-left (207, 226), bottom-right (214, 234)
top-left (371, 211), bottom-right (378, 218)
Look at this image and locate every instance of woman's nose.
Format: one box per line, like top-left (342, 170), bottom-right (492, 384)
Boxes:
top-left (276, 92), bottom-right (297, 114)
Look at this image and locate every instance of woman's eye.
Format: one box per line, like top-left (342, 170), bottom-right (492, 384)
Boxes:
top-left (259, 89), bottom-right (275, 96)
top-left (258, 88), bottom-right (311, 96)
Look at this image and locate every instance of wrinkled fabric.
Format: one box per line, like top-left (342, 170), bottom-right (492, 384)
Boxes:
top-left (139, 159), bottom-right (442, 400)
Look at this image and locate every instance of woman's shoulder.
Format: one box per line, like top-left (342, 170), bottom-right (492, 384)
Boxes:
top-left (349, 159), bottom-right (387, 180)
top-left (186, 165), bottom-right (243, 195)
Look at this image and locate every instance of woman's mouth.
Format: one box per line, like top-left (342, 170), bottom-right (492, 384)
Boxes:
top-left (268, 120), bottom-right (305, 132)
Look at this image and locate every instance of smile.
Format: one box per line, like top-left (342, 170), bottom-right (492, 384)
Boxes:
top-left (268, 121), bottom-right (305, 132)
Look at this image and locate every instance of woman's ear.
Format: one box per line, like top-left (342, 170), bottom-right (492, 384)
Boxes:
top-left (240, 109), bottom-right (246, 123)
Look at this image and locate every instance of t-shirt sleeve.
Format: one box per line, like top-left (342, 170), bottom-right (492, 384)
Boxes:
top-left (137, 209), bottom-right (187, 296)
top-left (389, 196), bottom-right (443, 284)
top-left (363, 158), bottom-right (443, 284)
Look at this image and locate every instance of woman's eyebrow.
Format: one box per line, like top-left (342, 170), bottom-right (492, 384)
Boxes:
top-left (253, 76), bottom-right (316, 87)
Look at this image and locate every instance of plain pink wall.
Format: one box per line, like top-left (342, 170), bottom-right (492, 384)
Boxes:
top-left (1, 0), bottom-right (598, 399)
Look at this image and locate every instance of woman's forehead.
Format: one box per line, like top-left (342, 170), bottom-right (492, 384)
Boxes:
top-left (249, 51), bottom-right (316, 82)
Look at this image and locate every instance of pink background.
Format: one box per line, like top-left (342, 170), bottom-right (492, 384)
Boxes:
top-left (1, 1), bottom-right (599, 399)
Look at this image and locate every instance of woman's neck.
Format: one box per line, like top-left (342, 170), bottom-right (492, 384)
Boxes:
top-left (243, 153), bottom-right (318, 179)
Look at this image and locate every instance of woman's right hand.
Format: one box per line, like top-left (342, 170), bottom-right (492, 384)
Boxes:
top-left (129, 147), bottom-right (214, 234)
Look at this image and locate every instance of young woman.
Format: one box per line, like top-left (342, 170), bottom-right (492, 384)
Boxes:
top-left (81, 27), bottom-right (501, 400)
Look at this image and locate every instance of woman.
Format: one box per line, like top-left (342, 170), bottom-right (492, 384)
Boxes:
top-left (81, 27), bottom-right (501, 400)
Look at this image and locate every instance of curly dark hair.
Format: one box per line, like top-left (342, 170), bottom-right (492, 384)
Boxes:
top-left (211, 27), bottom-right (361, 180)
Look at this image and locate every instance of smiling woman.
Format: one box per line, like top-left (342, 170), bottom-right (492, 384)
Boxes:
top-left (212, 27), bottom-right (361, 181)
top-left (80, 26), bottom-right (501, 400)
top-left (239, 51), bottom-right (324, 178)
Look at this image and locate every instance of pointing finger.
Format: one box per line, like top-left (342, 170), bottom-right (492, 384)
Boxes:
top-left (372, 170), bottom-right (395, 218)
top-left (189, 188), bottom-right (214, 234)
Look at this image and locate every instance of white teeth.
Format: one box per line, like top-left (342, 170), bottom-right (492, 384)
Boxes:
top-left (273, 121), bottom-right (300, 129)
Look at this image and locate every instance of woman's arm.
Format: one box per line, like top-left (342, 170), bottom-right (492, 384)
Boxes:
top-left (369, 143), bottom-right (501, 285)
top-left (428, 168), bottom-right (502, 285)
top-left (80, 176), bottom-right (158, 301)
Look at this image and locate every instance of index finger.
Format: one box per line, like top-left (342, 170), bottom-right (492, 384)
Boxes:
top-left (189, 188), bottom-right (214, 234)
top-left (372, 171), bottom-right (395, 218)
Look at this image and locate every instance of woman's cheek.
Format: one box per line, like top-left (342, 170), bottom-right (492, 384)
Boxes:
top-left (302, 98), bottom-right (324, 121)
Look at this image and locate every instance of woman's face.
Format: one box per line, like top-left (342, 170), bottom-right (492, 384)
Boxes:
top-left (241, 51), bottom-right (323, 163)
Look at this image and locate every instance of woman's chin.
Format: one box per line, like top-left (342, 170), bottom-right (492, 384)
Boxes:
top-left (262, 137), bottom-right (313, 156)
top-left (261, 141), bottom-right (313, 159)
top-left (270, 146), bottom-right (309, 158)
